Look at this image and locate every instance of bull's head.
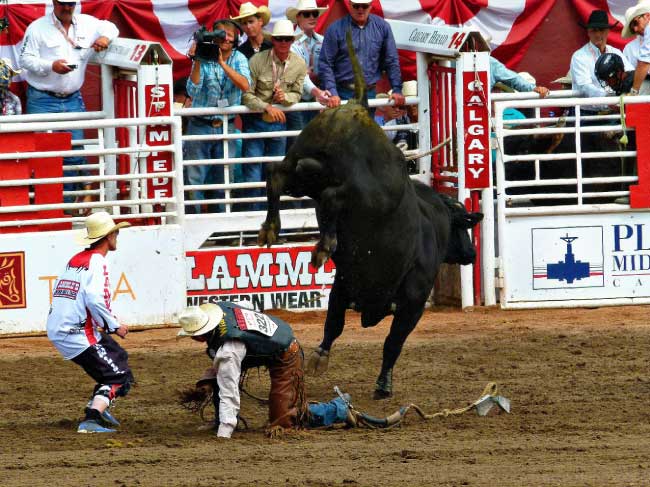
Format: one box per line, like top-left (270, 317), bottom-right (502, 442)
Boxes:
top-left (441, 197), bottom-right (483, 265)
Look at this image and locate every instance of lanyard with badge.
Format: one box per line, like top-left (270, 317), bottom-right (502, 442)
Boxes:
top-left (216, 54), bottom-right (234, 109)
top-left (52, 12), bottom-right (81, 50)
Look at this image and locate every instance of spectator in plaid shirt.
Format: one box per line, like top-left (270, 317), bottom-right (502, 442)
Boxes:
top-left (185, 19), bottom-right (251, 213)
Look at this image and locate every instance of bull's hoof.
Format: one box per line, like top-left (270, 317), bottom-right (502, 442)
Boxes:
top-left (311, 247), bottom-right (331, 268)
top-left (373, 388), bottom-right (392, 400)
top-left (374, 370), bottom-right (392, 400)
top-left (258, 223), bottom-right (279, 247)
top-left (306, 347), bottom-right (329, 376)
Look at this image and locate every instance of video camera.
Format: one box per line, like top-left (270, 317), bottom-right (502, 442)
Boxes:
top-left (193, 26), bottom-right (227, 61)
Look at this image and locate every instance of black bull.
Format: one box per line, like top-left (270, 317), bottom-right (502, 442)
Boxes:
top-left (258, 102), bottom-right (483, 398)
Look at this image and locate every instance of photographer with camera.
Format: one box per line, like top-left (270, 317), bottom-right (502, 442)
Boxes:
top-left (185, 20), bottom-right (251, 214)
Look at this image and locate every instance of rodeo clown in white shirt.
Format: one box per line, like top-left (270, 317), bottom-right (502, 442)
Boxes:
top-left (46, 212), bottom-right (133, 434)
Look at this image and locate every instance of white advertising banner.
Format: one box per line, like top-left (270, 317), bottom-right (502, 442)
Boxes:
top-left (0, 225), bottom-right (186, 334)
top-left (186, 245), bottom-right (335, 312)
top-left (500, 212), bottom-right (650, 307)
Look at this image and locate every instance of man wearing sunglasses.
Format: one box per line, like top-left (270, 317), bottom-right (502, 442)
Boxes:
top-left (621, 1), bottom-right (650, 96)
top-left (319, 0), bottom-right (404, 109)
top-left (19, 0), bottom-right (118, 208)
top-left (241, 19), bottom-right (306, 211)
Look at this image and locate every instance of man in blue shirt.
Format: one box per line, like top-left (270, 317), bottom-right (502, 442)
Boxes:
top-left (185, 20), bottom-right (251, 214)
top-left (318, 0), bottom-right (404, 108)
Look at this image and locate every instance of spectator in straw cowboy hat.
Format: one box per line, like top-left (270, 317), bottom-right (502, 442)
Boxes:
top-left (241, 19), bottom-right (306, 211)
top-left (232, 2), bottom-right (273, 60)
top-left (621, 0), bottom-right (650, 95)
top-left (570, 9), bottom-right (632, 112)
top-left (285, 0), bottom-right (331, 153)
top-left (46, 211), bottom-right (134, 434)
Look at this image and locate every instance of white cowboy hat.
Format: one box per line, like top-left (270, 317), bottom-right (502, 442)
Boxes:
top-left (552, 71), bottom-right (572, 85)
top-left (272, 19), bottom-right (296, 37)
top-left (75, 211), bottom-right (130, 246)
top-left (517, 71), bottom-right (536, 86)
top-left (286, 0), bottom-right (328, 23)
top-left (231, 2), bottom-right (271, 26)
top-left (177, 303), bottom-right (224, 337)
top-left (349, 0), bottom-right (372, 3)
top-left (622, 1), bottom-right (650, 38)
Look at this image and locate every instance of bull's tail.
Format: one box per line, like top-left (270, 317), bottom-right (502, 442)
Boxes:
top-left (345, 29), bottom-right (368, 109)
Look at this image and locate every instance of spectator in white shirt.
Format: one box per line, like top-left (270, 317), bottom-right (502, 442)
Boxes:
top-left (621, 1), bottom-right (650, 95)
top-left (19, 0), bottom-right (118, 207)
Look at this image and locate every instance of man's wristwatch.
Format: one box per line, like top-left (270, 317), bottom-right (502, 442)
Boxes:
top-left (630, 87), bottom-right (640, 95)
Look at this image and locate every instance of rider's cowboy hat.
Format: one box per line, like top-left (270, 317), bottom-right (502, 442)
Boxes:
top-left (286, 0), bottom-right (327, 24)
top-left (579, 9), bottom-right (619, 30)
top-left (75, 211), bottom-right (130, 245)
top-left (622, 1), bottom-right (650, 38)
top-left (177, 303), bottom-right (224, 337)
top-left (231, 2), bottom-right (271, 26)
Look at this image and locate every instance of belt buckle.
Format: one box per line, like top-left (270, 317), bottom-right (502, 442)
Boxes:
top-left (211, 119), bottom-right (223, 128)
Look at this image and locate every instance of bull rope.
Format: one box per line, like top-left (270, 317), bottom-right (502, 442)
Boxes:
top-left (339, 382), bottom-right (506, 429)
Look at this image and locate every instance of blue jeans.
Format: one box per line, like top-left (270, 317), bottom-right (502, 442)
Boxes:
top-left (27, 86), bottom-right (86, 202)
top-left (184, 118), bottom-right (229, 214)
top-left (307, 396), bottom-right (350, 427)
top-left (240, 115), bottom-right (286, 211)
top-left (336, 85), bottom-right (377, 102)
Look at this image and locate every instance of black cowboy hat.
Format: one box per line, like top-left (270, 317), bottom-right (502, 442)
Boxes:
top-left (579, 9), bottom-right (619, 29)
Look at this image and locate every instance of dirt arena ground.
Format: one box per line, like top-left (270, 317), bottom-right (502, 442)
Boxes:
top-left (2, 304), bottom-right (650, 486)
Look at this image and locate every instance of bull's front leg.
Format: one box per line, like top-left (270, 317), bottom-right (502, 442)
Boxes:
top-left (258, 162), bottom-right (287, 247)
top-left (375, 304), bottom-right (424, 399)
top-left (307, 277), bottom-right (347, 375)
top-left (312, 185), bottom-right (345, 267)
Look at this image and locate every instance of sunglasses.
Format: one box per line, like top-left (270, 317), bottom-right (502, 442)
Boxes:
top-left (55, 0), bottom-right (77, 5)
top-left (351, 3), bottom-right (371, 9)
top-left (298, 11), bottom-right (320, 18)
top-left (273, 36), bottom-right (295, 42)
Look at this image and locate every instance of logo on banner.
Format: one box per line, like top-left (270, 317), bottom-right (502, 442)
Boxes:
top-left (462, 71), bottom-right (490, 189)
top-left (532, 227), bottom-right (604, 289)
top-left (0, 252), bottom-right (26, 309)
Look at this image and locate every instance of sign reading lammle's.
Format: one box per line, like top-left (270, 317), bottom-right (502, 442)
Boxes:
top-left (186, 246), bottom-right (336, 311)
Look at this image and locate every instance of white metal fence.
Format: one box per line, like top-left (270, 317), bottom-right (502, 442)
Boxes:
top-left (0, 97), bottom-right (422, 246)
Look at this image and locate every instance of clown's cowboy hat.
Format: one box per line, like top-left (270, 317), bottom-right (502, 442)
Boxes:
top-left (75, 211), bottom-right (130, 245)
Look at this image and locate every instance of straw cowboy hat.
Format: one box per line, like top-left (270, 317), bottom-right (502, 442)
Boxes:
top-left (286, 0), bottom-right (328, 24)
top-left (177, 303), bottom-right (224, 337)
top-left (231, 2), bottom-right (271, 26)
top-left (75, 211), bottom-right (131, 245)
top-left (579, 9), bottom-right (619, 29)
top-left (272, 19), bottom-right (296, 37)
top-left (622, 1), bottom-right (650, 38)
top-left (552, 71), bottom-right (572, 85)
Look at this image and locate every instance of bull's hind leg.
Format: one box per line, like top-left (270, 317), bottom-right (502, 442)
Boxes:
top-left (374, 305), bottom-right (424, 399)
top-left (312, 185), bottom-right (345, 268)
top-left (307, 279), bottom-right (347, 375)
